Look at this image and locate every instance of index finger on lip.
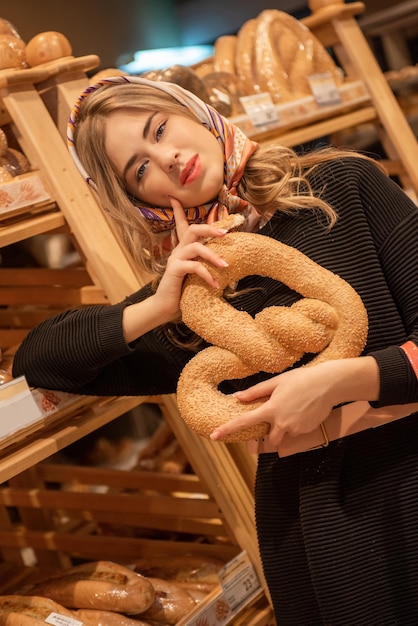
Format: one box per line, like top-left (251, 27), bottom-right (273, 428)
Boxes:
top-left (169, 197), bottom-right (189, 240)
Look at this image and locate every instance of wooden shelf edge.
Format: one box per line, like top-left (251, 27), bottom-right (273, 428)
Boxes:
top-left (0, 211), bottom-right (64, 247)
top-left (0, 395), bottom-right (151, 484)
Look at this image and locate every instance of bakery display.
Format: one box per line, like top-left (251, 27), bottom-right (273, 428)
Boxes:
top-left (137, 9), bottom-right (345, 118)
top-left (3, 557), bottom-right (223, 625)
top-left (18, 561), bottom-right (155, 614)
top-left (211, 9), bottom-right (343, 103)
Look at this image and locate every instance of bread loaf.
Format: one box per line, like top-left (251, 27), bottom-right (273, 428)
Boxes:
top-left (0, 595), bottom-right (81, 625)
top-left (233, 9), bottom-right (342, 103)
top-left (133, 578), bottom-right (196, 624)
top-left (143, 65), bottom-right (210, 104)
top-left (214, 35), bottom-right (237, 74)
top-left (18, 561), bottom-right (155, 615)
top-left (254, 10), bottom-right (293, 102)
top-left (202, 72), bottom-right (248, 116)
top-left (135, 554), bottom-right (223, 584)
top-left (235, 18), bottom-right (260, 95)
top-left (76, 608), bottom-right (154, 625)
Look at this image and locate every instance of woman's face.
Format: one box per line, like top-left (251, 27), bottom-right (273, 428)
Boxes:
top-left (104, 109), bottom-right (225, 208)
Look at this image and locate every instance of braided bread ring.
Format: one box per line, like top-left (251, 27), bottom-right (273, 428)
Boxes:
top-left (234, 9), bottom-right (343, 104)
top-left (177, 231), bottom-right (368, 443)
top-left (254, 10), bottom-right (293, 102)
top-left (235, 19), bottom-right (260, 95)
top-left (214, 35), bottom-right (237, 74)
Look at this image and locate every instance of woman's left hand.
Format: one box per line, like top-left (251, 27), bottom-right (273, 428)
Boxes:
top-left (210, 357), bottom-right (380, 447)
top-left (210, 365), bottom-right (335, 447)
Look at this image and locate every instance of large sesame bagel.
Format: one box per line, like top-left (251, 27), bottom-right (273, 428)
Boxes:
top-left (176, 228), bottom-right (368, 443)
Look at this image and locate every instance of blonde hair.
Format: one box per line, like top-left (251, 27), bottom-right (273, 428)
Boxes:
top-left (74, 81), bottom-right (384, 277)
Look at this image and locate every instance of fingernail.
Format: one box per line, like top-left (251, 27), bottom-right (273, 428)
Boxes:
top-left (220, 259), bottom-right (229, 267)
top-left (216, 228), bottom-right (228, 234)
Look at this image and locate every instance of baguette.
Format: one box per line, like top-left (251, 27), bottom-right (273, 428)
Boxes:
top-left (135, 578), bottom-right (196, 624)
top-left (135, 554), bottom-right (223, 584)
top-left (136, 420), bottom-right (175, 466)
top-left (76, 608), bottom-right (154, 625)
top-left (0, 595), bottom-right (83, 625)
top-left (18, 561), bottom-right (155, 615)
top-left (175, 584), bottom-right (210, 603)
top-left (0, 615), bottom-right (74, 626)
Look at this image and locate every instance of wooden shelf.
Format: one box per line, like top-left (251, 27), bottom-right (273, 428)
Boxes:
top-left (246, 105), bottom-right (378, 149)
top-left (0, 396), bottom-right (145, 484)
top-left (0, 210), bottom-right (64, 247)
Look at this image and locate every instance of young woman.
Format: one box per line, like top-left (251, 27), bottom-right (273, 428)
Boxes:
top-left (13, 76), bottom-right (418, 625)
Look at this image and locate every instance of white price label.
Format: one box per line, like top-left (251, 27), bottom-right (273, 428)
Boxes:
top-left (308, 72), bottom-right (342, 106)
top-left (46, 613), bottom-right (83, 626)
top-left (240, 93), bottom-right (279, 127)
top-left (217, 551), bottom-right (261, 611)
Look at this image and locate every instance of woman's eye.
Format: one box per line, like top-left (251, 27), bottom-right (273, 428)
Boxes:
top-left (134, 120), bottom-right (166, 182)
top-left (156, 121), bottom-right (166, 140)
top-left (135, 162), bottom-right (147, 181)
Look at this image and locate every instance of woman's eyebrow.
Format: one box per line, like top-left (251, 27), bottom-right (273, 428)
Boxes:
top-left (123, 154), bottom-right (138, 183)
top-left (122, 112), bottom-right (158, 181)
top-left (143, 111), bottom-right (158, 139)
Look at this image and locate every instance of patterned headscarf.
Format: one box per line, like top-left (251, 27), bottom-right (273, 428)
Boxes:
top-left (67, 75), bottom-right (259, 232)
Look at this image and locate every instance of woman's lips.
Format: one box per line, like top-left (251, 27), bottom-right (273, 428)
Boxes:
top-left (181, 155), bottom-right (200, 185)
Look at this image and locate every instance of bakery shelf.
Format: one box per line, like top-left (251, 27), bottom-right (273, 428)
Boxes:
top-left (230, 80), bottom-right (372, 139)
top-left (246, 105), bottom-right (378, 149)
top-left (0, 209), bottom-right (64, 247)
top-left (0, 395), bottom-right (146, 484)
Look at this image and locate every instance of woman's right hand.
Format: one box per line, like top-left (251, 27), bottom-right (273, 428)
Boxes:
top-left (156, 197), bottom-right (229, 317)
top-left (122, 198), bottom-right (229, 343)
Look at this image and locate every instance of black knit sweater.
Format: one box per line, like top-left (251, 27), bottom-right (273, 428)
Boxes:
top-left (13, 156), bottom-right (418, 624)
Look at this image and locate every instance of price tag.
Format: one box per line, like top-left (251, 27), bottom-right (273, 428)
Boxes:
top-left (239, 93), bottom-right (279, 127)
top-left (217, 551), bottom-right (261, 611)
top-left (46, 613), bottom-right (83, 626)
top-left (308, 72), bottom-right (342, 106)
top-left (211, 87), bottom-right (231, 106)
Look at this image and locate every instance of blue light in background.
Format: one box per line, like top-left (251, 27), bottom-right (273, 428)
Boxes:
top-left (118, 45), bottom-right (213, 74)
